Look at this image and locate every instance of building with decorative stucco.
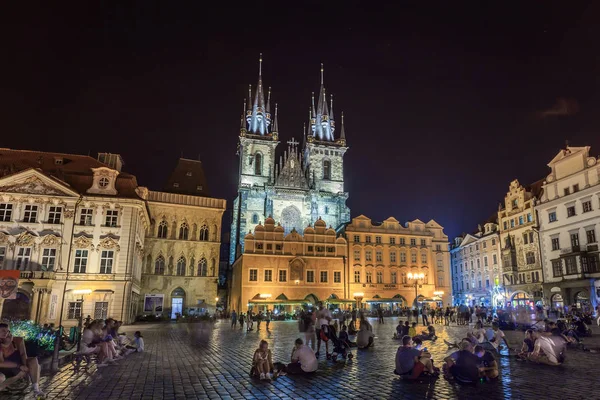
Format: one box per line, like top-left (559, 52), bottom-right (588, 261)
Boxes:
top-left (344, 215), bottom-right (451, 308)
top-left (229, 217), bottom-right (348, 313)
top-left (537, 146), bottom-right (600, 311)
top-left (230, 58), bottom-right (350, 265)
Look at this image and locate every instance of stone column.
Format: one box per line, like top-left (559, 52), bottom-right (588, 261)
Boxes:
top-left (30, 288), bottom-right (40, 321)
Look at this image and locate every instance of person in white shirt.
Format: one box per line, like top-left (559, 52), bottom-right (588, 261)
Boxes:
top-left (286, 338), bottom-right (318, 374)
top-left (529, 332), bottom-right (561, 365)
top-left (486, 322), bottom-right (511, 351)
top-left (315, 303), bottom-right (332, 358)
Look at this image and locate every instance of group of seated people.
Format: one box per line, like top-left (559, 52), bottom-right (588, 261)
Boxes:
top-left (252, 338), bottom-right (319, 380)
top-left (394, 320), bottom-right (437, 342)
top-left (517, 327), bottom-right (567, 366)
top-left (442, 340), bottom-right (499, 383)
top-left (80, 318), bottom-right (144, 367)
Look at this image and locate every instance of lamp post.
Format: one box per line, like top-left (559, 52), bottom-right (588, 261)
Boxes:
top-left (408, 272), bottom-right (425, 308)
top-left (72, 289), bottom-right (91, 352)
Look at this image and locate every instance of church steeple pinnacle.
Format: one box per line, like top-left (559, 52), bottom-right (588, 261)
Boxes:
top-left (338, 111), bottom-right (347, 146)
top-left (272, 103), bottom-right (279, 136)
top-left (244, 53), bottom-right (272, 136)
top-left (310, 63), bottom-right (335, 141)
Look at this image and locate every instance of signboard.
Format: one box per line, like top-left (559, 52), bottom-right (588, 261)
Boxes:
top-left (0, 270), bottom-right (19, 299)
top-left (144, 294), bottom-right (164, 313)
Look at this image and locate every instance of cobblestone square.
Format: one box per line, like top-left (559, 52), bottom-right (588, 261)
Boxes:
top-left (6, 318), bottom-right (596, 400)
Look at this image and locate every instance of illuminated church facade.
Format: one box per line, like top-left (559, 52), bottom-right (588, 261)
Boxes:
top-left (230, 57), bottom-right (350, 264)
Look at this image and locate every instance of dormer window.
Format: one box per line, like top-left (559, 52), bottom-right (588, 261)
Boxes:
top-left (511, 199), bottom-right (518, 208)
top-left (54, 157), bottom-right (63, 165)
top-left (99, 177), bottom-right (110, 188)
top-left (88, 167), bottom-right (119, 196)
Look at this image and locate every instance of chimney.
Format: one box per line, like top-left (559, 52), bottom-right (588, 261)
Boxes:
top-left (98, 153), bottom-right (124, 172)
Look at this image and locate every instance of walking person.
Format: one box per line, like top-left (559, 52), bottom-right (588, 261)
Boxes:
top-left (421, 307), bottom-right (429, 326)
top-left (256, 311), bottom-right (263, 331)
top-left (303, 311), bottom-right (316, 350)
top-left (239, 312), bottom-right (244, 330)
top-left (247, 311), bottom-right (254, 331)
top-left (231, 310), bottom-right (238, 328)
top-left (377, 307), bottom-right (384, 324)
top-left (265, 310), bottom-right (272, 330)
top-left (315, 303), bottom-right (332, 358)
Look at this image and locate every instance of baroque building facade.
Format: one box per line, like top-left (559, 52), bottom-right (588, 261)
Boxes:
top-left (0, 150), bottom-right (148, 326)
top-left (537, 146), bottom-right (600, 311)
top-left (230, 59), bottom-right (350, 265)
top-left (229, 217), bottom-right (348, 313)
top-left (497, 179), bottom-right (544, 307)
top-left (345, 215), bottom-right (451, 308)
top-left (450, 222), bottom-right (503, 307)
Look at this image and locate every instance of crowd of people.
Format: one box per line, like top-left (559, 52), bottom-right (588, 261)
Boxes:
top-left (79, 318), bottom-right (144, 367)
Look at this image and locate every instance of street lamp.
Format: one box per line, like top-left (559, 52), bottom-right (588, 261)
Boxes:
top-left (72, 289), bottom-right (91, 352)
top-left (407, 272), bottom-right (425, 308)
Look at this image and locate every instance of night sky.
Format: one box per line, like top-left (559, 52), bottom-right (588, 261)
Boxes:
top-left (2, 2), bottom-right (599, 240)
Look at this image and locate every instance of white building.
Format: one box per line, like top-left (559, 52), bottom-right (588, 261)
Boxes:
top-left (537, 146), bottom-right (600, 311)
top-left (450, 222), bottom-right (503, 307)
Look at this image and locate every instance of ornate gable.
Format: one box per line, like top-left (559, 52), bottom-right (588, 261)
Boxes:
top-left (0, 175), bottom-right (72, 197)
top-left (98, 236), bottom-right (121, 251)
top-left (275, 146), bottom-right (308, 189)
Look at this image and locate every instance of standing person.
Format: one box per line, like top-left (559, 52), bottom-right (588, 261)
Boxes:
top-left (239, 312), bottom-right (244, 330)
top-left (421, 307), bottom-right (429, 326)
top-left (430, 308), bottom-right (436, 325)
top-left (377, 307), bottom-right (384, 324)
top-left (303, 311), bottom-right (316, 351)
top-left (231, 310), bottom-right (238, 328)
top-left (256, 311), bottom-right (263, 331)
top-left (0, 323), bottom-right (46, 397)
top-left (265, 310), bottom-right (272, 330)
top-left (315, 303), bottom-right (332, 358)
top-left (444, 306), bottom-right (450, 326)
top-left (412, 308), bottom-right (419, 324)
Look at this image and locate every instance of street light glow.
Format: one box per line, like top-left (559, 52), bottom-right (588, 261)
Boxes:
top-left (407, 272), bottom-right (424, 280)
top-left (73, 289), bottom-right (92, 295)
top-left (353, 292), bottom-right (364, 297)
top-left (259, 294), bottom-right (272, 298)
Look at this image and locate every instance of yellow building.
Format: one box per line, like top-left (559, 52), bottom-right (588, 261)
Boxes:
top-left (345, 215), bottom-right (451, 309)
top-left (229, 217), bottom-right (350, 313)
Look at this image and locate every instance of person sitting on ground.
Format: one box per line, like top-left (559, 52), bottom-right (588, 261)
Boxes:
top-left (338, 325), bottom-right (354, 347)
top-left (474, 345), bottom-right (498, 380)
top-left (356, 314), bottom-right (374, 349)
top-left (517, 329), bottom-right (535, 360)
top-left (252, 340), bottom-right (274, 380)
top-left (125, 331), bottom-right (145, 354)
top-left (285, 338), bottom-right (318, 375)
top-left (443, 340), bottom-right (480, 384)
top-left (528, 331), bottom-right (563, 366)
top-left (408, 322), bottom-right (417, 338)
top-left (394, 335), bottom-right (438, 379)
top-left (485, 322), bottom-right (511, 352)
top-left (394, 320), bottom-right (403, 339)
top-left (0, 322), bottom-right (45, 398)
top-left (468, 321), bottom-right (486, 344)
top-left (402, 321), bottom-right (410, 337)
top-left (417, 325), bottom-right (437, 341)
top-left (80, 320), bottom-right (115, 367)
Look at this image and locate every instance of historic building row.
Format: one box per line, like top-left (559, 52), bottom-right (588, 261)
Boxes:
top-left (450, 145), bottom-right (600, 311)
top-left (0, 150), bottom-right (226, 326)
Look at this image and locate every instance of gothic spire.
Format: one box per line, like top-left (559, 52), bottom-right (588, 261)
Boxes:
top-left (240, 98), bottom-right (247, 134)
top-left (246, 53), bottom-right (271, 135)
top-left (311, 63), bottom-right (334, 141)
top-left (266, 87), bottom-right (271, 114)
top-left (339, 112), bottom-right (346, 142)
top-left (272, 103), bottom-right (279, 134)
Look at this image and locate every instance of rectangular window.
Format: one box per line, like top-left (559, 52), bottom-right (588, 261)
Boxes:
top-left (375, 236), bottom-right (381, 244)
top-left (503, 221), bottom-right (508, 230)
top-left (23, 205), bottom-right (38, 223)
top-left (266, 243), bottom-right (272, 250)
top-left (366, 271), bottom-right (372, 283)
top-left (564, 187), bottom-right (570, 196)
top-left (482, 242), bottom-right (487, 249)
top-left (249, 269), bottom-right (257, 281)
top-left (47, 206), bottom-right (62, 224)
top-left (94, 302), bottom-right (109, 319)
top-left (41, 248), bottom-right (56, 270)
top-left (0, 247), bottom-right (5, 268)
top-left (582, 200), bottom-right (592, 213)
top-left (421, 253), bottom-right (427, 264)
top-left (105, 210), bottom-right (119, 227)
top-left (411, 253), bottom-right (417, 263)
top-left (365, 251), bottom-right (372, 262)
top-left (327, 246), bottom-right (335, 253)
top-left (438, 275), bottom-right (444, 287)
top-left (400, 252), bottom-right (406, 262)
top-left (68, 302), bottom-right (82, 319)
top-left (80, 208), bottom-right (94, 225)
top-left (486, 279), bottom-right (490, 288)
top-left (307, 245), bottom-right (313, 252)
top-left (354, 249), bottom-right (361, 261)
top-left (549, 211), bottom-right (557, 222)
top-left (353, 235), bottom-right (360, 243)
top-left (365, 236), bottom-right (372, 243)
top-left (264, 270), bottom-right (272, 282)
top-left (523, 233), bottom-right (529, 245)
top-left (565, 258), bottom-right (577, 275)
top-left (567, 206), bottom-right (576, 218)
top-left (279, 270), bottom-right (287, 282)
top-left (476, 244), bottom-right (480, 251)
top-left (573, 184), bottom-right (579, 193)
top-left (527, 213), bottom-right (533, 222)
top-left (410, 238), bottom-right (416, 246)
top-left (307, 270), bottom-right (314, 283)
top-left (526, 252), bottom-right (535, 264)
top-left (391, 271), bottom-right (397, 283)
top-left (390, 252), bottom-right (396, 263)
top-left (0, 204), bottom-right (13, 222)
top-left (376, 250), bottom-right (382, 262)
top-left (551, 237), bottom-right (560, 251)
top-left (276, 244), bottom-right (282, 251)
top-left (74, 250), bottom-right (88, 273)
top-left (354, 270), bottom-right (360, 283)
top-left (100, 250), bottom-right (114, 274)
top-left (420, 239), bottom-right (426, 246)
top-left (390, 237), bottom-right (396, 245)
top-left (571, 233), bottom-right (580, 248)
top-left (334, 271), bottom-right (341, 283)
top-left (484, 257), bottom-right (488, 267)
top-left (376, 271), bottom-right (383, 283)
top-left (400, 238), bottom-right (406, 245)
top-left (510, 219), bottom-right (515, 228)
top-left (587, 229), bottom-right (597, 244)
top-left (16, 247), bottom-right (31, 270)
top-left (320, 271), bottom-right (328, 283)
top-left (581, 256), bottom-right (589, 273)
top-left (519, 216), bottom-right (524, 225)
top-left (492, 238), bottom-right (496, 246)
top-left (493, 254), bottom-right (497, 264)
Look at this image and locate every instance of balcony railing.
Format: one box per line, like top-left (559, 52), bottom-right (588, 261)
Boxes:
top-left (19, 271), bottom-right (55, 280)
top-left (560, 246), bottom-right (581, 255)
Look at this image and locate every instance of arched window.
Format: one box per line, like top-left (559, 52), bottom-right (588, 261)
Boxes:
top-left (176, 257), bottom-right (186, 276)
top-left (157, 221), bottom-right (168, 238)
top-left (179, 223), bottom-right (189, 240)
top-left (199, 225), bottom-right (209, 241)
top-left (254, 153), bottom-right (262, 175)
top-left (252, 214), bottom-right (259, 224)
top-left (197, 258), bottom-right (208, 276)
top-left (323, 159), bottom-right (331, 180)
top-left (154, 256), bottom-right (165, 275)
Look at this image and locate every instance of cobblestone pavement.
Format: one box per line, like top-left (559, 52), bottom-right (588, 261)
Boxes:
top-left (6, 318), bottom-right (598, 400)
